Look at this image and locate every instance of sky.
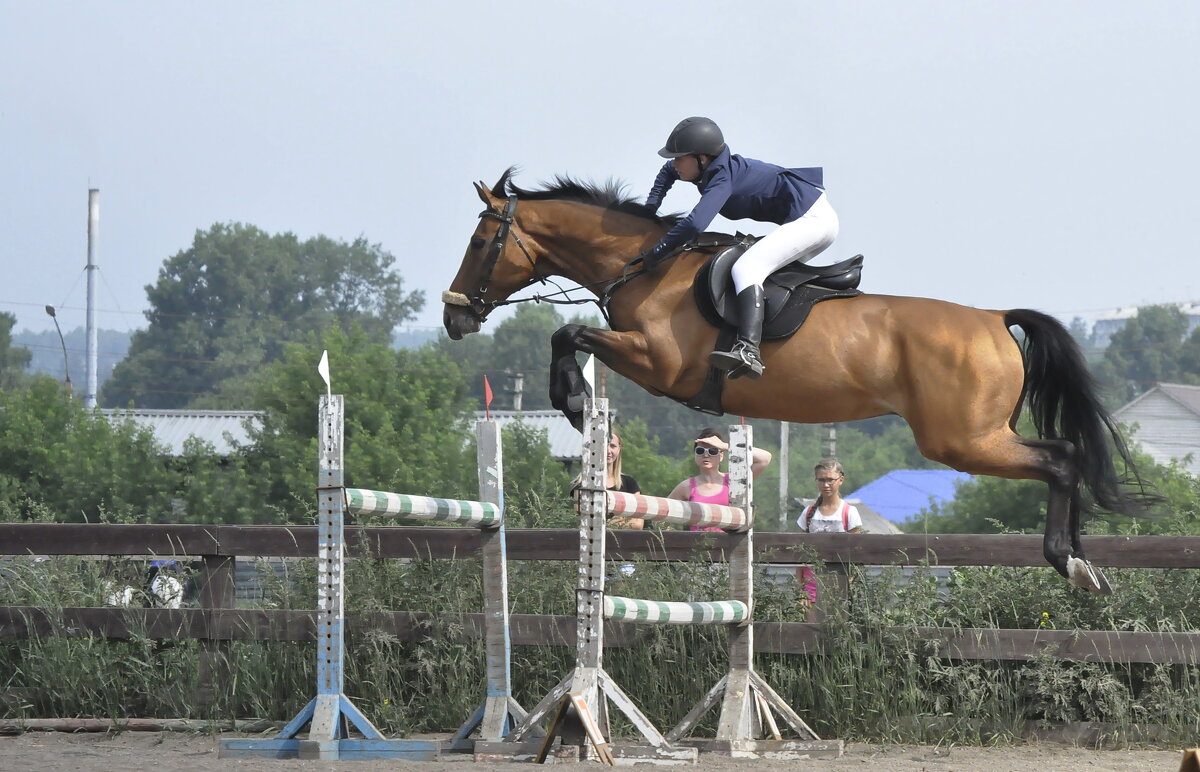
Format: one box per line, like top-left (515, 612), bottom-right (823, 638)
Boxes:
top-left (3, 1), bottom-right (1199, 342)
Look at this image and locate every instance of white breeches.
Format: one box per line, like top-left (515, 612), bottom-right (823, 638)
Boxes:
top-left (731, 193), bottom-right (839, 293)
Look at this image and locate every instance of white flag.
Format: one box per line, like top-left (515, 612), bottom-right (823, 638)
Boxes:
top-left (317, 350), bottom-right (331, 397)
top-left (582, 354), bottom-right (595, 394)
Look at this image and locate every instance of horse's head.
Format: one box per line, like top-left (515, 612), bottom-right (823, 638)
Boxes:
top-left (443, 173), bottom-right (541, 340)
top-left (444, 169), bottom-right (674, 339)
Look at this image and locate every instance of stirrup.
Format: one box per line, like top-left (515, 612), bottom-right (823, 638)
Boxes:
top-left (709, 342), bottom-right (764, 379)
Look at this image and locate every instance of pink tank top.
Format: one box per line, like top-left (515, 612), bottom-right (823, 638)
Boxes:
top-left (688, 474), bottom-right (729, 532)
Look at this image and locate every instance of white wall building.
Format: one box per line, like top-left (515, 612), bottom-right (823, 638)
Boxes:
top-left (1114, 383), bottom-right (1200, 475)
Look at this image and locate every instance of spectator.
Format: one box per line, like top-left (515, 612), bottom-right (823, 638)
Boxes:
top-left (796, 458), bottom-right (862, 620)
top-left (667, 427), bottom-right (772, 530)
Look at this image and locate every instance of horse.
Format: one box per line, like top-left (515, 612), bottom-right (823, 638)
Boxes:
top-left (443, 169), bottom-right (1151, 594)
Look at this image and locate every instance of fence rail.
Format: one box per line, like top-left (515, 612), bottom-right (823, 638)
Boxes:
top-left (3, 524), bottom-right (1199, 665)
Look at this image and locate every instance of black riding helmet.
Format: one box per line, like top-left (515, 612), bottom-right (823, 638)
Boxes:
top-left (658, 117), bottom-right (726, 158)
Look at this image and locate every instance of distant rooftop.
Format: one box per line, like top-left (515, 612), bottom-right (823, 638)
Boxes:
top-left (1095, 301), bottom-right (1200, 322)
top-left (100, 409), bottom-right (262, 456)
top-left (474, 409), bottom-right (581, 463)
top-left (846, 469), bottom-right (974, 524)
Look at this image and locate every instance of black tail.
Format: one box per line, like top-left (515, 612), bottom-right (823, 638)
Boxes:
top-left (1006, 308), bottom-right (1154, 514)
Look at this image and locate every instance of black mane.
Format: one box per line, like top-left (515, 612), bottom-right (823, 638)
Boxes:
top-left (489, 166), bottom-right (680, 224)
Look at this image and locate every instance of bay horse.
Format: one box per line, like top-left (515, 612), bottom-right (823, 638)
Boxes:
top-left (443, 169), bottom-right (1150, 594)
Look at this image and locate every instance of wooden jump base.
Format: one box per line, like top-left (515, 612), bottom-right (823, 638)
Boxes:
top-left (220, 394), bottom-right (524, 761)
top-left (480, 398), bottom-right (841, 764)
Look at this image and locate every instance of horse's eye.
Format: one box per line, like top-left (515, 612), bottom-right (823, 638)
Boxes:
top-left (471, 237), bottom-right (486, 249)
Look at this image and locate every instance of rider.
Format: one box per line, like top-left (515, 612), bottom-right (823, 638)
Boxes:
top-left (641, 117), bottom-right (838, 379)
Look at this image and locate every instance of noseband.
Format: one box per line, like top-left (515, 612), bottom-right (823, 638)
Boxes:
top-left (442, 195), bottom-right (543, 317)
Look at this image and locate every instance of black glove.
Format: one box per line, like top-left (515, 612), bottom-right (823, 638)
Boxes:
top-left (641, 201), bottom-right (659, 216)
top-left (640, 248), bottom-right (665, 272)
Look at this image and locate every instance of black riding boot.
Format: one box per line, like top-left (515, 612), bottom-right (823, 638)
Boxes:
top-left (709, 285), bottom-right (766, 379)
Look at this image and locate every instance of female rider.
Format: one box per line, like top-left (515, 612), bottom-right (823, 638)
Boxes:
top-left (642, 116), bottom-right (838, 379)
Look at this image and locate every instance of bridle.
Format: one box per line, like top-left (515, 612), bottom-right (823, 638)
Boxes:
top-left (442, 195), bottom-right (541, 317)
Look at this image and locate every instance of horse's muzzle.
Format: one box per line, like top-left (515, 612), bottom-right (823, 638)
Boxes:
top-left (443, 303), bottom-right (482, 340)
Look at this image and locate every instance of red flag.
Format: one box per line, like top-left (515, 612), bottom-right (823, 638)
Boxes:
top-left (483, 375), bottom-right (494, 420)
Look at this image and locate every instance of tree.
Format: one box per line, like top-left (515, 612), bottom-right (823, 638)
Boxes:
top-left (0, 376), bottom-right (176, 521)
top-left (102, 223), bottom-right (423, 409)
top-left (0, 312), bottom-right (31, 390)
top-left (1096, 305), bottom-right (1200, 405)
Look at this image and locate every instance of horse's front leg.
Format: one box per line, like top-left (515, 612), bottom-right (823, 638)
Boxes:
top-left (549, 324), bottom-right (654, 430)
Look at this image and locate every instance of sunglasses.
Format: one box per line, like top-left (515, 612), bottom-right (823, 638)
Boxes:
top-left (694, 446), bottom-right (722, 456)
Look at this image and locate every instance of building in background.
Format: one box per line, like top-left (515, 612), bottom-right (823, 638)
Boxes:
top-left (1114, 383), bottom-right (1200, 475)
top-left (474, 409), bottom-right (580, 466)
top-left (1091, 302), bottom-right (1200, 348)
top-left (99, 408), bottom-right (261, 456)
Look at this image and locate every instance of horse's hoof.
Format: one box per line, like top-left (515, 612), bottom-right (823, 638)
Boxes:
top-left (1067, 557), bottom-right (1113, 594)
top-left (565, 392), bottom-right (586, 414)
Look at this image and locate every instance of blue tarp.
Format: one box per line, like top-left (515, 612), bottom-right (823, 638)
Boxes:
top-left (845, 470), bottom-right (974, 524)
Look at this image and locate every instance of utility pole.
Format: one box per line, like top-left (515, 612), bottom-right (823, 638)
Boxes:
top-left (85, 189), bottom-right (99, 409)
top-left (508, 370), bottom-right (524, 411)
top-left (778, 421), bottom-right (790, 531)
top-left (823, 422), bottom-right (837, 459)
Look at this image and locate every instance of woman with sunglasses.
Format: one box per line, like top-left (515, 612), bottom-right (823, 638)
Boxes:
top-left (667, 427), bottom-right (772, 531)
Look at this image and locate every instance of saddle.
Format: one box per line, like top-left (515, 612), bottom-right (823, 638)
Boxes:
top-left (672, 238), bottom-right (864, 415)
top-left (694, 238), bottom-right (864, 339)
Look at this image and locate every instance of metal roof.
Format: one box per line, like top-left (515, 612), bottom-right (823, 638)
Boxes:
top-left (99, 409), bottom-right (263, 456)
top-left (473, 410), bottom-right (581, 463)
top-left (845, 469), bottom-right (974, 525)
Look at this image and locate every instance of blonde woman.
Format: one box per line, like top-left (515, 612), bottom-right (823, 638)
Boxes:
top-left (606, 427), bottom-right (643, 530)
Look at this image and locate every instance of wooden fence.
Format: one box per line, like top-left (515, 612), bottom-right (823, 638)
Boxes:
top-left (3, 524), bottom-right (1200, 667)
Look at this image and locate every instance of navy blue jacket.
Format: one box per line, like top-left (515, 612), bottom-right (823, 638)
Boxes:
top-left (645, 147), bottom-right (824, 258)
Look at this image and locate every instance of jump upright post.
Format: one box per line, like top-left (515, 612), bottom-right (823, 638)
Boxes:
top-left (220, 394), bottom-right (524, 760)
top-left (486, 397), bottom-right (841, 763)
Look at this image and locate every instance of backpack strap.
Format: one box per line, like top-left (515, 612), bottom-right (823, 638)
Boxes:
top-left (840, 502), bottom-right (850, 531)
top-left (801, 503), bottom-right (816, 533)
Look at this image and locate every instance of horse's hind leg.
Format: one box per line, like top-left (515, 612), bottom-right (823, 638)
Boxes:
top-left (915, 428), bottom-right (1112, 594)
top-left (1020, 437), bottom-right (1111, 593)
top-left (1067, 480), bottom-right (1112, 593)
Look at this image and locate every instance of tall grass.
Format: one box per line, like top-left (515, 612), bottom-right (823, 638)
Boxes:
top-left (4, 538), bottom-right (1200, 747)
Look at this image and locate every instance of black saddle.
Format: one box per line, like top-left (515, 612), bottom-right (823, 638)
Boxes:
top-left (670, 239), bottom-right (864, 416)
top-left (694, 239), bottom-right (864, 340)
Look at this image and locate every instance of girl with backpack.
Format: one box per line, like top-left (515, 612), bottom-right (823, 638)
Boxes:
top-left (796, 459), bottom-right (862, 619)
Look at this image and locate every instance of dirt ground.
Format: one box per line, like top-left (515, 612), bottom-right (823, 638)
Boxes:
top-left (0, 732), bottom-right (1189, 772)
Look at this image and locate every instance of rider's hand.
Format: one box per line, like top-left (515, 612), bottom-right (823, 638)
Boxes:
top-left (640, 250), bottom-right (664, 272)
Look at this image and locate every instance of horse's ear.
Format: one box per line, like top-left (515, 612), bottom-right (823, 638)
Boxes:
top-left (473, 181), bottom-right (490, 205)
